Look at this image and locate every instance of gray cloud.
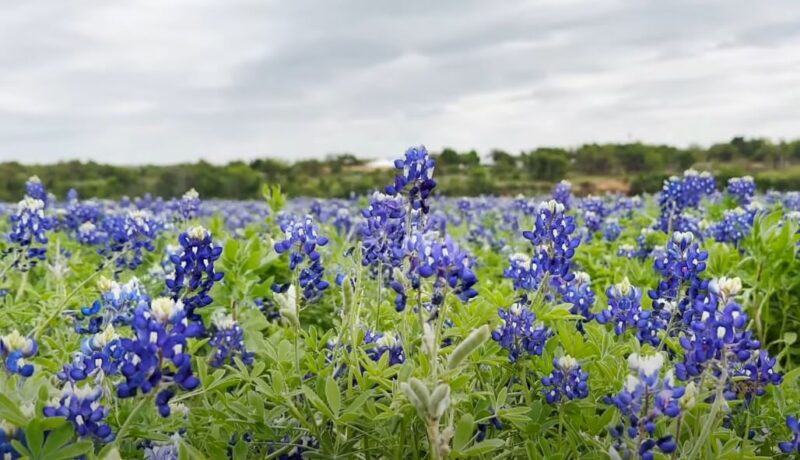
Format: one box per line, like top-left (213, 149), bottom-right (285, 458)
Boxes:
top-left (0, 0), bottom-right (799, 164)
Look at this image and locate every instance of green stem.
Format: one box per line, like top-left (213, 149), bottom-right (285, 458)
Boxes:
top-left (15, 271), bottom-right (28, 302)
top-left (115, 395), bottom-right (151, 442)
top-left (32, 253), bottom-right (119, 339)
top-left (686, 354), bottom-right (728, 460)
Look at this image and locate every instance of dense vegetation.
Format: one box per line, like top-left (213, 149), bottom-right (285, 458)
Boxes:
top-left (0, 147), bottom-right (799, 459)
top-left (4, 137), bottom-right (800, 201)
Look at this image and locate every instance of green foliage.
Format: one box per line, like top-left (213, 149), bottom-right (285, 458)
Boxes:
top-left (5, 137), bottom-right (800, 201)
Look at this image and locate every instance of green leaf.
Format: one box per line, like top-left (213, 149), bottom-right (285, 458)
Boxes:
top-left (46, 441), bottom-right (93, 460)
top-left (302, 385), bottom-right (334, 420)
top-left (325, 375), bottom-right (341, 417)
top-left (40, 423), bottom-right (74, 457)
top-left (232, 437), bottom-right (248, 460)
top-left (453, 413), bottom-right (475, 451)
top-left (0, 394), bottom-right (27, 426)
top-left (459, 438), bottom-right (504, 456)
top-left (25, 418), bottom-right (44, 458)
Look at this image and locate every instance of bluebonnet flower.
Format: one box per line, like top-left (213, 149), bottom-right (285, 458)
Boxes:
top-left (606, 353), bottom-right (682, 460)
top-left (63, 199), bottom-right (103, 233)
top-left (73, 277), bottom-right (149, 334)
top-left (0, 330), bottom-right (37, 377)
top-left (116, 298), bottom-right (202, 417)
top-left (165, 226), bottom-right (224, 319)
top-left (491, 301), bottom-right (552, 363)
top-left (779, 415), bottom-right (800, 454)
top-left (649, 231), bottom-right (709, 323)
top-left (6, 196), bottom-right (52, 266)
top-left (76, 221), bottom-right (107, 246)
top-left (726, 176), bottom-right (756, 206)
top-left (580, 195), bottom-right (609, 220)
top-left (385, 146), bottom-right (437, 214)
top-left (178, 188), bottom-right (201, 220)
top-left (58, 325), bottom-right (124, 383)
top-left (542, 355), bottom-right (589, 403)
top-left (44, 384), bottom-right (114, 442)
top-left (729, 350), bottom-right (783, 400)
top-left (360, 192), bottom-right (407, 270)
top-left (784, 191), bottom-right (800, 211)
top-left (562, 271), bottom-right (595, 324)
top-left (209, 311), bottom-right (254, 368)
top-left (274, 215), bottom-right (331, 302)
top-left (503, 252), bottom-right (541, 292)
top-left (657, 170), bottom-right (715, 233)
top-left (102, 210), bottom-right (160, 271)
top-left (364, 330), bottom-right (405, 365)
top-left (596, 278), bottom-right (643, 335)
top-left (675, 277), bottom-right (767, 386)
top-left (552, 180), bottom-right (573, 210)
top-left (582, 211), bottom-right (603, 237)
top-left (521, 200), bottom-right (581, 285)
top-left (25, 176), bottom-right (48, 206)
top-left (710, 207), bottom-right (755, 247)
top-left (143, 433), bottom-right (182, 459)
top-left (617, 244), bottom-right (638, 259)
top-left (603, 218), bottom-right (622, 242)
top-left (0, 421), bottom-right (25, 459)
top-left (333, 207), bottom-right (353, 236)
top-left (395, 231), bottom-right (478, 312)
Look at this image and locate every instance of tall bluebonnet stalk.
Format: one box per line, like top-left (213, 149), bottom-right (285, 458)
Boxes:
top-left (209, 311), bottom-right (254, 368)
top-left (117, 297), bottom-right (202, 417)
top-left (44, 384), bottom-right (115, 442)
top-left (491, 301), bottom-right (551, 363)
top-left (675, 276), bottom-right (782, 398)
top-left (392, 231), bottom-right (478, 315)
top-left (657, 170), bottom-right (716, 233)
top-left (101, 210), bottom-right (161, 271)
top-left (596, 278), bottom-right (643, 336)
top-left (385, 146), bottom-right (437, 215)
top-left (6, 196), bottom-right (53, 269)
top-left (726, 176), bottom-right (756, 206)
top-left (178, 188), bottom-right (202, 221)
top-left (552, 180), bottom-right (573, 210)
top-left (606, 353), bottom-right (683, 460)
top-left (710, 207), bottom-right (756, 247)
top-left (165, 226), bottom-right (224, 320)
top-left (274, 215), bottom-right (330, 302)
top-left (360, 192), bottom-right (407, 320)
top-left (648, 231), bottom-right (709, 339)
top-left (25, 176), bottom-right (48, 207)
top-left (513, 200), bottom-right (581, 295)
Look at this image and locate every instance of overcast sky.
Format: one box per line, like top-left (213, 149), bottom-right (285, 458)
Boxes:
top-left (1, 0), bottom-right (799, 165)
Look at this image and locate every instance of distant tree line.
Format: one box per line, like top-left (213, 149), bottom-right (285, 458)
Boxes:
top-left (2, 137), bottom-right (800, 201)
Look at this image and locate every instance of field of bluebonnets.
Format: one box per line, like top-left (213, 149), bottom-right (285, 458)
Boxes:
top-left (1, 146), bottom-right (800, 460)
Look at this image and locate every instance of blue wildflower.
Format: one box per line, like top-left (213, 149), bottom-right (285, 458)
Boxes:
top-left (44, 384), bottom-right (114, 442)
top-left (209, 311), bottom-right (254, 368)
top-left (542, 355), bottom-right (589, 403)
top-left (385, 146), bottom-right (437, 214)
top-left (726, 176), bottom-right (755, 206)
top-left (779, 415), bottom-right (800, 453)
top-left (165, 226), bottom-right (224, 319)
top-left (596, 278), bottom-right (643, 335)
top-left (491, 301), bottom-right (552, 363)
top-left (0, 330), bottom-right (37, 377)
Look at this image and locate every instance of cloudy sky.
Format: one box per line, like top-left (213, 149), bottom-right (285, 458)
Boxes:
top-left (1, 0), bottom-right (799, 165)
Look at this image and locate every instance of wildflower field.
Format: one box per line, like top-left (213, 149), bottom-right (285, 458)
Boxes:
top-left (2, 147), bottom-right (800, 460)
